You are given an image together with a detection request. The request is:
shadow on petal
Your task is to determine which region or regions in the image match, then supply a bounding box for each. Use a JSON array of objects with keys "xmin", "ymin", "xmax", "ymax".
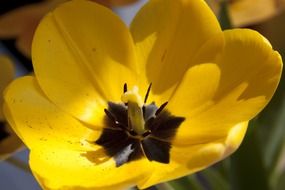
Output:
[{"xmin": 81, "ymin": 148, "xmax": 110, "ymax": 165}]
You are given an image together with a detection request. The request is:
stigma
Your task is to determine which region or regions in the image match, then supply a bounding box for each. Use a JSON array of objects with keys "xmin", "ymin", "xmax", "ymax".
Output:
[{"xmin": 121, "ymin": 86, "xmax": 143, "ymax": 107}]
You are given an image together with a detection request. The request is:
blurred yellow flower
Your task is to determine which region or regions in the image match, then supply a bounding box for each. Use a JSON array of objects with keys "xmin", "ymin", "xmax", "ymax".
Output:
[
  {"xmin": 0, "ymin": 55, "xmax": 23, "ymax": 160},
  {"xmin": 4, "ymin": 0, "xmax": 282, "ymax": 189},
  {"xmin": 0, "ymin": 0, "xmax": 138, "ymax": 57},
  {"xmin": 208, "ymin": 0, "xmax": 285, "ymax": 26}
]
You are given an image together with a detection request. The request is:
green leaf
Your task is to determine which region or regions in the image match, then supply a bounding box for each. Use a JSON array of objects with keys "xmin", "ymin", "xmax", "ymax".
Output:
[
  {"xmin": 263, "ymin": 87, "xmax": 285, "ymax": 170},
  {"xmin": 276, "ymin": 171, "xmax": 285, "ymax": 190},
  {"xmin": 218, "ymin": 1, "xmax": 232, "ymax": 30},
  {"xmin": 200, "ymin": 167, "xmax": 229, "ymax": 190},
  {"xmin": 256, "ymin": 67, "xmax": 285, "ymax": 188},
  {"xmin": 229, "ymin": 121, "xmax": 270, "ymax": 190},
  {"xmin": 168, "ymin": 175, "xmax": 203, "ymax": 190},
  {"xmin": 156, "ymin": 183, "xmax": 175, "ymax": 190},
  {"xmin": 264, "ymin": 99, "xmax": 285, "ymax": 159}
]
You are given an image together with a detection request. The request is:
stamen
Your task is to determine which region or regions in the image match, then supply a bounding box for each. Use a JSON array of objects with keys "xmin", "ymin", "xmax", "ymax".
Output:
[
  {"xmin": 155, "ymin": 102, "xmax": 168, "ymax": 116},
  {"xmin": 123, "ymin": 83, "xmax": 127, "ymax": 93},
  {"xmin": 144, "ymin": 83, "xmax": 152, "ymax": 104},
  {"xmin": 142, "ymin": 105, "xmax": 146, "ymax": 116},
  {"xmin": 104, "ymin": 109, "xmax": 117, "ymax": 124},
  {"xmin": 123, "ymin": 83, "xmax": 128, "ymax": 106}
]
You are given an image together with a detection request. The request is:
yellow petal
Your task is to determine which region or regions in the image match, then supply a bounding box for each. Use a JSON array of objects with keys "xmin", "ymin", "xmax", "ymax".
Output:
[
  {"xmin": 29, "ymin": 147, "xmax": 151, "ymax": 190},
  {"xmin": 214, "ymin": 29, "xmax": 282, "ymax": 103},
  {"xmin": 131, "ymin": 0, "xmax": 222, "ymax": 96},
  {"xmin": 28, "ymin": 122, "xmax": 246, "ymax": 189},
  {"xmin": 168, "ymin": 63, "xmax": 221, "ymax": 119},
  {"xmin": 167, "ymin": 63, "xmax": 223, "ymax": 144},
  {"xmin": 4, "ymin": 76, "xmax": 97, "ymax": 151},
  {"xmin": 169, "ymin": 29, "xmax": 282, "ymax": 145},
  {"xmin": 0, "ymin": 55, "xmax": 14, "ymax": 120},
  {"xmin": 138, "ymin": 122, "xmax": 248, "ymax": 188},
  {"xmin": 32, "ymin": 0, "xmax": 137, "ymax": 127}
]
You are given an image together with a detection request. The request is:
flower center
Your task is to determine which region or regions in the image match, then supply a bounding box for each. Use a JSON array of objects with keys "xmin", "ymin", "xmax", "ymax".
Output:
[{"xmin": 95, "ymin": 84, "xmax": 185, "ymax": 167}]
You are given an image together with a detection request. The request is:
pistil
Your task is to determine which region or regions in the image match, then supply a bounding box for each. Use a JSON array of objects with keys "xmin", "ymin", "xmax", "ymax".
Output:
[{"xmin": 121, "ymin": 86, "xmax": 145, "ymax": 135}]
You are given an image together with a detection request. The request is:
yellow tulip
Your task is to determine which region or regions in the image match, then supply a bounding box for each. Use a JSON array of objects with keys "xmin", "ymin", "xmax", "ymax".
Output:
[
  {"xmin": 207, "ymin": 0, "xmax": 285, "ymax": 27},
  {"xmin": 4, "ymin": 0, "xmax": 282, "ymax": 189},
  {"xmin": 0, "ymin": 55, "xmax": 23, "ymax": 160},
  {"xmin": 0, "ymin": 0, "xmax": 138, "ymax": 57}
]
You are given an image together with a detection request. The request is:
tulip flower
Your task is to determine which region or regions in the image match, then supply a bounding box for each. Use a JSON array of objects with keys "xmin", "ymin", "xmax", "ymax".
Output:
[{"xmin": 4, "ymin": 0, "xmax": 282, "ymax": 189}]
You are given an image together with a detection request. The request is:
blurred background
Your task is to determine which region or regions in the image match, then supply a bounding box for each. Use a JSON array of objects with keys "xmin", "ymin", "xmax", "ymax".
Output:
[{"xmin": 0, "ymin": 0, "xmax": 284, "ymax": 189}]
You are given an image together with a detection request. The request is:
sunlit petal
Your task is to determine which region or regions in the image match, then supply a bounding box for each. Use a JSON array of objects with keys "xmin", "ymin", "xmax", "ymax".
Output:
[
  {"xmin": 169, "ymin": 29, "xmax": 282, "ymax": 145},
  {"xmin": 138, "ymin": 122, "xmax": 247, "ymax": 188},
  {"xmin": 29, "ymin": 147, "xmax": 151, "ymax": 190},
  {"xmin": 4, "ymin": 76, "xmax": 98, "ymax": 151},
  {"xmin": 32, "ymin": 0, "xmax": 137, "ymax": 127},
  {"xmin": 131, "ymin": 0, "xmax": 222, "ymax": 99}
]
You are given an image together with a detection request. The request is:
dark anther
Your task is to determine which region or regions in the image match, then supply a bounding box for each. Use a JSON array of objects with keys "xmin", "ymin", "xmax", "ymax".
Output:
[
  {"xmin": 155, "ymin": 102, "xmax": 168, "ymax": 116},
  {"xmin": 123, "ymin": 83, "xmax": 128, "ymax": 106},
  {"xmin": 123, "ymin": 83, "xmax": 127, "ymax": 93},
  {"xmin": 104, "ymin": 109, "xmax": 116, "ymax": 124},
  {"xmin": 142, "ymin": 105, "xmax": 146, "ymax": 115},
  {"xmin": 144, "ymin": 83, "xmax": 152, "ymax": 104}
]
